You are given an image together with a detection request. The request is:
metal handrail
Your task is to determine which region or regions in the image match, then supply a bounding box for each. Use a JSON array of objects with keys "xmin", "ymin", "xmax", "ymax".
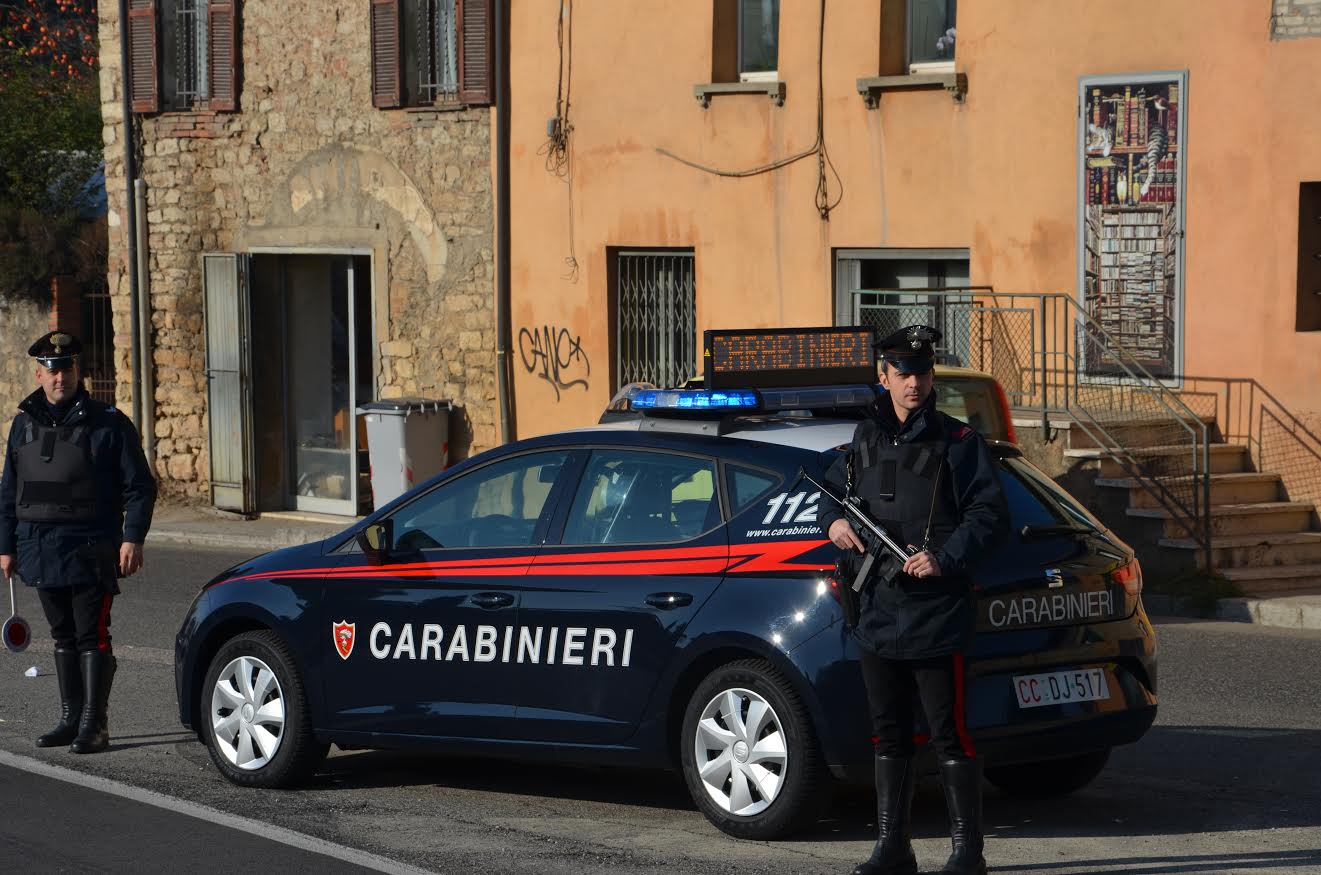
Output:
[{"xmin": 851, "ymin": 286, "xmax": 1212, "ymax": 569}]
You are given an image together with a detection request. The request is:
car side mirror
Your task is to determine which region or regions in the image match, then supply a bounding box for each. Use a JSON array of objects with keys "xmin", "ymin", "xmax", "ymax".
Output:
[{"xmin": 356, "ymin": 520, "xmax": 393, "ymax": 566}]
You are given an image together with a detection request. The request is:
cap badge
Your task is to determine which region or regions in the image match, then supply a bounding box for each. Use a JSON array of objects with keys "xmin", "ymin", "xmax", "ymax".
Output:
[{"xmin": 51, "ymin": 333, "xmax": 72, "ymax": 354}]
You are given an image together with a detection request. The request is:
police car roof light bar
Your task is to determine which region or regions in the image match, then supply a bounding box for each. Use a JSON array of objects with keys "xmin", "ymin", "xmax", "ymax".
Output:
[{"xmin": 628, "ymin": 389, "xmax": 760, "ymax": 411}]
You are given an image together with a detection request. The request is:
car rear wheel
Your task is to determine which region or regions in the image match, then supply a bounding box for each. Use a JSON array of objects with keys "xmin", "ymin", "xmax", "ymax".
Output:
[
  {"xmin": 201, "ymin": 630, "xmax": 328, "ymax": 788},
  {"xmin": 680, "ymin": 659, "xmax": 825, "ymax": 840},
  {"xmin": 985, "ymin": 748, "xmax": 1111, "ymax": 797}
]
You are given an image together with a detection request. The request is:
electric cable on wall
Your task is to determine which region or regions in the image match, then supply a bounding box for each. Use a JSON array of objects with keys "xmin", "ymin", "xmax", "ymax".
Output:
[
  {"xmin": 538, "ymin": 0, "xmax": 580, "ymax": 279},
  {"xmin": 655, "ymin": 0, "xmax": 843, "ymax": 220}
]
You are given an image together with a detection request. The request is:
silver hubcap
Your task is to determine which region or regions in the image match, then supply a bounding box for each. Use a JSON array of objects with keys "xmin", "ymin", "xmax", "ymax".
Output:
[
  {"xmin": 693, "ymin": 687, "xmax": 788, "ymax": 816},
  {"xmin": 210, "ymin": 655, "xmax": 286, "ymax": 771}
]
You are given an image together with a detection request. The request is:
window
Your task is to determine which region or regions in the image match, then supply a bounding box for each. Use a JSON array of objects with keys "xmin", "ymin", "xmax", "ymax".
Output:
[
  {"xmin": 612, "ymin": 249, "xmax": 697, "ymax": 390},
  {"xmin": 907, "ymin": 0, "xmax": 956, "ymax": 73},
  {"xmin": 726, "ymin": 466, "xmax": 781, "ymax": 515},
  {"xmin": 389, "ymin": 451, "xmax": 569, "ymax": 550},
  {"xmin": 738, "ymin": 0, "xmax": 780, "ymax": 82},
  {"xmin": 371, "ymin": 0, "xmax": 493, "ymax": 108},
  {"xmin": 561, "ymin": 451, "xmax": 720, "ymax": 545},
  {"xmin": 1299, "ymin": 182, "xmax": 1321, "ymax": 331},
  {"xmin": 127, "ymin": 0, "xmax": 239, "ymax": 113},
  {"xmin": 999, "ymin": 457, "xmax": 1105, "ymax": 536}
]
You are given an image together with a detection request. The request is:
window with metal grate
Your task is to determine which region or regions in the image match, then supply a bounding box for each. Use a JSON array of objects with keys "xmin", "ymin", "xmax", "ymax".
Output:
[{"xmin": 612, "ymin": 250, "xmax": 698, "ymax": 391}]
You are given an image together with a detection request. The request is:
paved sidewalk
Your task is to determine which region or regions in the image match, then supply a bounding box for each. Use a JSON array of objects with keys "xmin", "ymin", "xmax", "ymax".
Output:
[
  {"xmin": 146, "ymin": 504, "xmax": 350, "ymax": 552},
  {"xmin": 146, "ymin": 504, "xmax": 1321, "ymax": 632}
]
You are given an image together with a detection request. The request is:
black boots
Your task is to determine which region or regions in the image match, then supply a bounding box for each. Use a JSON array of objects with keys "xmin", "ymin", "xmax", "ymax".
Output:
[
  {"xmin": 938, "ymin": 758, "xmax": 986, "ymax": 875},
  {"xmin": 852, "ymin": 756, "xmax": 918, "ymax": 875},
  {"xmin": 35, "ymin": 648, "xmax": 83, "ymax": 748},
  {"xmin": 70, "ymin": 649, "xmax": 116, "ymax": 755}
]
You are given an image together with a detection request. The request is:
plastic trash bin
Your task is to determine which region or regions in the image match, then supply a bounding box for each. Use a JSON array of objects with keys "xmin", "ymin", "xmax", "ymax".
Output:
[{"xmin": 357, "ymin": 398, "xmax": 452, "ymax": 508}]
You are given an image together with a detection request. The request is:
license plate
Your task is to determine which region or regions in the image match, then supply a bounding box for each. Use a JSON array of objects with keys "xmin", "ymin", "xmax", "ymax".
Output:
[{"xmin": 1013, "ymin": 668, "xmax": 1110, "ymax": 709}]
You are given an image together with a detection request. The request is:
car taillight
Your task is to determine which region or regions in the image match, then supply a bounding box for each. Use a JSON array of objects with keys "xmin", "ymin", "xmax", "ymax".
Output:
[
  {"xmin": 994, "ymin": 381, "xmax": 1017, "ymax": 444},
  {"xmin": 826, "ymin": 574, "xmax": 844, "ymax": 605},
  {"xmin": 1111, "ymin": 558, "xmax": 1143, "ymax": 596}
]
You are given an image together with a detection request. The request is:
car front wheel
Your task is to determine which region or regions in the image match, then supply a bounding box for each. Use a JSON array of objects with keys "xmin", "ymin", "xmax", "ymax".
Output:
[
  {"xmin": 985, "ymin": 748, "xmax": 1111, "ymax": 797},
  {"xmin": 200, "ymin": 630, "xmax": 328, "ymax": 787},
  {"xmin": 680, "ymin": 658, "xmax": 825, "ymax": 840}
]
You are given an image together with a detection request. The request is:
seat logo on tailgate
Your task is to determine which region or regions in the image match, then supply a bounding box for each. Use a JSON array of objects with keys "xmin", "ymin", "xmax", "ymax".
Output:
[{"xmin": 984, "ymin": 588, "xmax": 1116, "ymax": 630}]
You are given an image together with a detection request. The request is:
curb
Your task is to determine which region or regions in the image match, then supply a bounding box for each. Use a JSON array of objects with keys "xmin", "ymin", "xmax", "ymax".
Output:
[
  {"xmin": 1145, "ymin": 593, "xmax": 1321, "ymax": 631},
  {"xmin": 146, "ymin": 528, "xmax": 335, "ymax": 552}
]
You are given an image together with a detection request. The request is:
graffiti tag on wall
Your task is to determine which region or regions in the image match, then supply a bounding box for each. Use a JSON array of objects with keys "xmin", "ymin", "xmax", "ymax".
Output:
[{"xmin": 518, "ymin": 325, "xmax": 590, "ymax": 401}]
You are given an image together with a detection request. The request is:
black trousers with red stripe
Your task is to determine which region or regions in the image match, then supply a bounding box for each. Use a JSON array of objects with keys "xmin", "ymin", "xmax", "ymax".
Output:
[
  {"xmin": 38, "ymin": 585, "xmax": 113, "ymax": 652},
  {"xmin": 858, "ymin": 648, "xmax": 975, "ymax": 761}
]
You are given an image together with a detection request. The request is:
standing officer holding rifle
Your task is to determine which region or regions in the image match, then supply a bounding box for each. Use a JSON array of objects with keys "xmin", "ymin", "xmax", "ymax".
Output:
[{"xmin": 816, "ymin": 325, "xmax": 1008, "ymax": 875}]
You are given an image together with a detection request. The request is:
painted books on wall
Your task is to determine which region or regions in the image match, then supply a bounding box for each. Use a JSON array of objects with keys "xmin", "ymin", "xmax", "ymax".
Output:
[{"xmin": 1079, "ymin": 74, "xmax": 1184, "ymax": 378}]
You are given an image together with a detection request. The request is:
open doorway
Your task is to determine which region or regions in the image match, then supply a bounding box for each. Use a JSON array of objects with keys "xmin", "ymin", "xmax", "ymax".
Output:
[{"xmin": 249, "ymin": 253, "xmax": 374, "ymax": 516}]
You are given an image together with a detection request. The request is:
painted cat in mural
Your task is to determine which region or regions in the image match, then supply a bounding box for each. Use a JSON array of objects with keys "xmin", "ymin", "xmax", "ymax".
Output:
[
  {"xmin": 1086, "ymin": 123, "xmax": 1113, "ymax": 157},
  {"xmin": 1138, "ymin": 125, "xmax": 1169, "ymax": 198}
]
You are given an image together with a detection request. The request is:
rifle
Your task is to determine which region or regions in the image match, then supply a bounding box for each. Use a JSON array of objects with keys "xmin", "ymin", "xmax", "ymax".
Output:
[{"xmin": 795, "ymin": 467, "xmax": 917, "ymax": 591}]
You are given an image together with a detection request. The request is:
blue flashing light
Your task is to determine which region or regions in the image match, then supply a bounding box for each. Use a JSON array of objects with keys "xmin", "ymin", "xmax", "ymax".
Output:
[{"xmin": 630, "ymin": 389, "xmax": 760, "ymax": 411}]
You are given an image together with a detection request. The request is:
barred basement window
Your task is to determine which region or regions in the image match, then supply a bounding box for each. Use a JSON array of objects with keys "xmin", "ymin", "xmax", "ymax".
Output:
[{"xmin": 612, "ymin": 250, "xmax": 697, "ymax": 390}]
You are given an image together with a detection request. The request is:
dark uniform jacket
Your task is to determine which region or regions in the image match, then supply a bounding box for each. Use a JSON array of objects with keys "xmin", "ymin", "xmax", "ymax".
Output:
[
  {"xmin": 818, "ymin": 394, "xmax": 1008, "ymax": 659},
  {"xmin": 0, "ymin": 387, "xmax": 156, "ymax": 591}
]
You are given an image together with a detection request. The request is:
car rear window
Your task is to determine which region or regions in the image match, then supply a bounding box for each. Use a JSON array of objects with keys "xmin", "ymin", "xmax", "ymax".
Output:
[{"xmin": 997, "ymin": 457, "xmax": 1105, "ymax": 534}]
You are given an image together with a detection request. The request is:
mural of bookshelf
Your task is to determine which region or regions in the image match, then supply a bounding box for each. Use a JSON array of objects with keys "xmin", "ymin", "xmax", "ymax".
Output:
[{"xmin": 1081, "ymin": 77, "xmax": 1182, "ymax": 378}]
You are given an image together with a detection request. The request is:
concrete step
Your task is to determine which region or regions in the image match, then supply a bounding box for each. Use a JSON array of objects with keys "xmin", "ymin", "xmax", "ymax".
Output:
[
  {"xmin": 1128, "ymin": 501, "xmax": 1316, "ymax": 539},
  {"xmin": 1160, "ymin": 531, "xmax": 1321, "ymax": 569},
  {"xmin": 1219, "ymin": 564, "xmax": 1321, "ymax": 596},
  {"xmin": 1066, "ymin": 443, "xmax": 1249, "ymax": 478},
  {"xmin": 1066, "ymin": 413, "xmax": 1218, "ymax": 451},
  {"xmin": 1098, "ymin": 472, "xmax": 1282, "ymax": 509}
]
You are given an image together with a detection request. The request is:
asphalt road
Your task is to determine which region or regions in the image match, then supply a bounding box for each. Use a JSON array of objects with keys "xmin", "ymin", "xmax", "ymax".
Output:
[{"xmin": 1, "ymin": 545, "xmax": 1319, "ymax": 874}]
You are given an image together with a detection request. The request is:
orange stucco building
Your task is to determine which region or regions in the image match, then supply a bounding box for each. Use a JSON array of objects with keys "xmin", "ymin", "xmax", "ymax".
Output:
[{"xmin": 505, "ymin": 0, "xmax": 1321, "ymax": 440}]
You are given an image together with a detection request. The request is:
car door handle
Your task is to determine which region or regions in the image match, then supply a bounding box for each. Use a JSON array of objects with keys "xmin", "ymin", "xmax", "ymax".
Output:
[
  {"xmin": 645, "ymin": 592, "xmax": 693, "ymax": 610},
  {"xmin": 470, "ymin": 592, "xmax": 515, "ymax": 610}
]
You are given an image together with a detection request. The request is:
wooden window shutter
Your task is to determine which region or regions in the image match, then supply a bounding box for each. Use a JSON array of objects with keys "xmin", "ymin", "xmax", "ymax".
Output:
[
  {"xmin": 370, "ymin": 0, "xmax": 402, "ymax": 108},
  {"xmin": 208, "ymin": 0, "xmax": 239, "ymax": 110},
  {"xmin": 458, "ymin": 0, "xmax": 494, "ymax": 105},
  {"xmin": 127, "ymin": 0, "xmax": 159, "ymax": 113},
  {"xmin": 207, "ymin": 0, "xmax": 239, "ymax": 111}
]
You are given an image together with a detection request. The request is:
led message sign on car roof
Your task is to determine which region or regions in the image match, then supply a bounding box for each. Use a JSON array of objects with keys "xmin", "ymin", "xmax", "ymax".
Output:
[{"xmin": 703, "ymin": 327, "xmax": 876, "ymax": 388}]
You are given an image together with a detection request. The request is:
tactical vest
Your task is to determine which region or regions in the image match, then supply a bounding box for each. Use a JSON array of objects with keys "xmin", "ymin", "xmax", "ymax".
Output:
[
  {"xmin": 13, "ymin": 419, "xmax": 98, "ymax": 523},
  {"xmin": 851, "ymin": 433, "xmax": 958, "ymax": 558}
]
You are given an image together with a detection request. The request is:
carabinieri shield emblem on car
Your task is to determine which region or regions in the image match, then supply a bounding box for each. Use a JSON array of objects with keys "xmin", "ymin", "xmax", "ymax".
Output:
[{"xmin": 332, "ymin": 621, "xmax": 356, "ymax": 660}]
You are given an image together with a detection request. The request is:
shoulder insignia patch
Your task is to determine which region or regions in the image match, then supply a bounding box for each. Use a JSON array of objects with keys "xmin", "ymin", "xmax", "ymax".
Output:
[{"xmin": 951, "ymin": 424, "xmax": 973, "ymax": 440}]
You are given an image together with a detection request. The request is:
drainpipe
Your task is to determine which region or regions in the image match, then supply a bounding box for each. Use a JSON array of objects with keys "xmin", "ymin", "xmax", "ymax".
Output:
[
  {"xmin": 134, "ymin": 180, "xmax": 155, "ymax": 464},
  {"xmin": 118, "ymin": 0, "xmax": 142, "ymax": 436},
  {"xmin": 494, "ymin": 0, "xmax": 514, "ymax": 443}
]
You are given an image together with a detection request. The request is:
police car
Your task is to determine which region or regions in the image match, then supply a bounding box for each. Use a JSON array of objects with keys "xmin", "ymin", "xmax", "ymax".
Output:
[{"xmin": 174, "ymin": 328, "xmax": 1157, "ymax": 840}]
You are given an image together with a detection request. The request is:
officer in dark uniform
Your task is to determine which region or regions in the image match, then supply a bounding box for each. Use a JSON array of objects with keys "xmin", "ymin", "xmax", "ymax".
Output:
[
  {"xmin": 0, "ymin": 331, "xmax": 156, "ymax": 754},
  {"xmin": 819, "ymin": 325, "xmax": 1008, "ymax": 875}
]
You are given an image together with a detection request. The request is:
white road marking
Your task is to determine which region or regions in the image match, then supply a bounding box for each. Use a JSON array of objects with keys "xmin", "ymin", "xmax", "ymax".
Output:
[{"xmin": 0, "ymin": 750, "xmax": 434, "ymax": 875}]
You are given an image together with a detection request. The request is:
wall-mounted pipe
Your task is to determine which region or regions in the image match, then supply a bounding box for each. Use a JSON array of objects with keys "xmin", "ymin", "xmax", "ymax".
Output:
[
  {"xmin": 133, "ymin": 179, "xmax": 155, "ymax": 465},
  {"xmin": 117, "ymin": 0, "xmax": 142, "ymax": 435}
]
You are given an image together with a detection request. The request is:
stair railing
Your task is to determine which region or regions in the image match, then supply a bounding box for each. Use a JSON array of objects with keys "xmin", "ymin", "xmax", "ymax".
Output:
[{"xmin": 852, "ymin": 287, "xmax": 1212, "ymax": 569}]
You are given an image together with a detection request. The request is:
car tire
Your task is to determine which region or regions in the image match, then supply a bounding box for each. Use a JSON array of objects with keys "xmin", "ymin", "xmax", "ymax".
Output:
[
  {"xmin": 680, "ymin": 658, "xmax": 825, "ymax": 840},
  {"xmin": 984, "ymin": 748, "xmax": 1111, "ymax": 797},
  {"xmin": 200, "ymin": 630, "xmax": 328, "ymax": 788}
]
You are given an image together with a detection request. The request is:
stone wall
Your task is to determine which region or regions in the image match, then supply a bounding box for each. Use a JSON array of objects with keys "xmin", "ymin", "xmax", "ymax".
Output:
[
  {"xmin": 98, "ymin": 1, "xmax": 496, "ymax": 503},
  {"xmin": 0, "ymin": 294, "xmax": 49, "ymax": 420},
  {"xmin": 1273, "ymin": 0, "xmax": 1321, "ymax": 38}
]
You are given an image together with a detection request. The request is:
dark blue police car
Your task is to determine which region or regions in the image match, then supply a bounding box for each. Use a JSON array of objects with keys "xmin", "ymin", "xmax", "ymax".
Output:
[{"xmin": 175, "ymin": 330, "xmax": 1157, "ymax": 840}]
